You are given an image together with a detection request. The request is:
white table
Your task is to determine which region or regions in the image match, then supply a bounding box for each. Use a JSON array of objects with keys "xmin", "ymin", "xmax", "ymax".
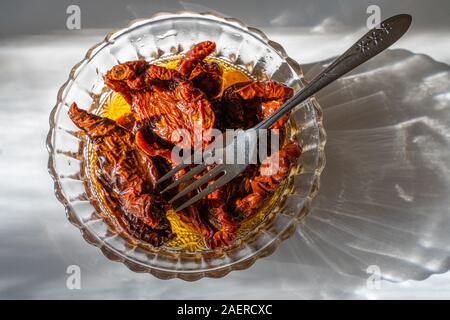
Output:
[{"xmin": 0, "ymin": 27, "xmax": 449, "ymax": 299}]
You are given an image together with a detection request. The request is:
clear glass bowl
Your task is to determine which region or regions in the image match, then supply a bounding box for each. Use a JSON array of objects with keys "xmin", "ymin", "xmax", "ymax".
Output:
[{"xmin": 46, "ymin": 11, "xmax": 326, "ymax": 280}]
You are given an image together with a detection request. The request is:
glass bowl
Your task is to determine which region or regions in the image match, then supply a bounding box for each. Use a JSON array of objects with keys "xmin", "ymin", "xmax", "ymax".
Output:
[{"xmin": 46, "ymin": 11, "xmax": 326, "ymax": 280}]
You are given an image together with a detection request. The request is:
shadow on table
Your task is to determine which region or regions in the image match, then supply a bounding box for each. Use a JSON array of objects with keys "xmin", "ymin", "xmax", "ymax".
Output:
[{"xmin": 271, "ymin": 49, "xmax": 450, "ymax": 283}]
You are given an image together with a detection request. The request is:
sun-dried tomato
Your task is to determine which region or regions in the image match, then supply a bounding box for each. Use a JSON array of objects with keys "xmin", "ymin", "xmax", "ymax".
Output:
[{"xmin": 69, "ymin": 41, "xmax": 301, "ymax": 249}]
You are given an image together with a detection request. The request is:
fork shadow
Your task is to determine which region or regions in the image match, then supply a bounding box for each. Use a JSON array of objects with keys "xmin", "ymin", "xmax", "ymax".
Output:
[{"xmin": 268, "ymin": 49, "xmax": 450, "ymax": 282}]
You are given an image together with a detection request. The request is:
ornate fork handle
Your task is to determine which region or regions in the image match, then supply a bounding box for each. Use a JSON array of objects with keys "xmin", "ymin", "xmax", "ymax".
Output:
[
  {"xmin": 255, "ymin": 14, "xmax": 412, "ymax": 130},
  {"xmin": 159, "ymin": 14, "xmax": 412, "ymax": 212}
]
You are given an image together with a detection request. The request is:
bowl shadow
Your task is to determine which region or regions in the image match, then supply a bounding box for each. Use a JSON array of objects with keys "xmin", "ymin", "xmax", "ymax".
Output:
[{"xmin": 271, "ymin": 49, "xmax": 450, "ymax": 283}]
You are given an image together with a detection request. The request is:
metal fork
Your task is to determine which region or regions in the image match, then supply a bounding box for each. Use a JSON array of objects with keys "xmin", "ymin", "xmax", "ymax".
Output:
[{"xmin": 158, "ymin": 14, "xmax": 412, "ymax": 212}]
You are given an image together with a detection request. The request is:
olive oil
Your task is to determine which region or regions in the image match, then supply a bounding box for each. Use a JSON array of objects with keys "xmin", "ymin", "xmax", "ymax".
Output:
[{"xmin": 93, "ymin": 56, "xmax": 284, "ymax": 251}]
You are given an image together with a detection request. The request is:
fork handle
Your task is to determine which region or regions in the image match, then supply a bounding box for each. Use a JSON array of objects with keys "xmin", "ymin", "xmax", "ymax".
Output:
[{"xmin": 254, "ymin": 14, "xmax": 411, "ymax": 130}]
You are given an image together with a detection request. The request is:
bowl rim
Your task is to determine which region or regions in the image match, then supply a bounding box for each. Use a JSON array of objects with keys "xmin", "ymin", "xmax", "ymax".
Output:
[{"xmin": 46, "ymin": 10, "xmax": 327, "ymax": 281}]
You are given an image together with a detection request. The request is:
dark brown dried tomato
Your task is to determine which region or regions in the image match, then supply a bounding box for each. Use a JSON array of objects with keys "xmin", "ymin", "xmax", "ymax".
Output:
[{"xmin": 68, "ymin": 103, "xmax": 173, "ymax": 246}]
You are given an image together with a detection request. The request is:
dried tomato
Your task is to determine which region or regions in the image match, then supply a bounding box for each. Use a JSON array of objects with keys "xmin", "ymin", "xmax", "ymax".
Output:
[{"xmin": 69, "ymin": 41, "xmax": 301, "ymax": 248}]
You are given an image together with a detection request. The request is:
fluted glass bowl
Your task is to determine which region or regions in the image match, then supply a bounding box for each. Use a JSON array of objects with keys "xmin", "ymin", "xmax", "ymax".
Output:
[{"xmin": 46, "ymin": 11, "xmax": 326, "ymax": 280}]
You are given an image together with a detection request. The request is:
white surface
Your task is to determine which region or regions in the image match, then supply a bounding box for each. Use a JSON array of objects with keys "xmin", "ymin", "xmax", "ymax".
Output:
[
  {"xmin": 268, "ymin": 28, "xmax": 450, "ymax": 299},
  {"xmin": 0, "ymin": 28, "xmax": 449, "ymax": 299},
  {"xmin": 269, "ymin": 29, "xmax": 450, "ymax": 65}
]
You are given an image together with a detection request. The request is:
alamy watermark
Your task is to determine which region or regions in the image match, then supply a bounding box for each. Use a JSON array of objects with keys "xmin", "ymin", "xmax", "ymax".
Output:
[
  {"xmin": 66, "ymin": 265, "xmax": 81, "ymax": 290},
  {"xmin": 366, "ymin": 265, "xmax": 381, "ymax": 290},
  {"xmin": 366, "ymin": 5, "xmax": 382, "ymax": 29},
  {"xmin": 170, "ymin": 126, "xmax": 282, "ymax": 175},
  {"xmin": 66, "ymin": 5, "xmax": 81, "ymax": 30}
]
